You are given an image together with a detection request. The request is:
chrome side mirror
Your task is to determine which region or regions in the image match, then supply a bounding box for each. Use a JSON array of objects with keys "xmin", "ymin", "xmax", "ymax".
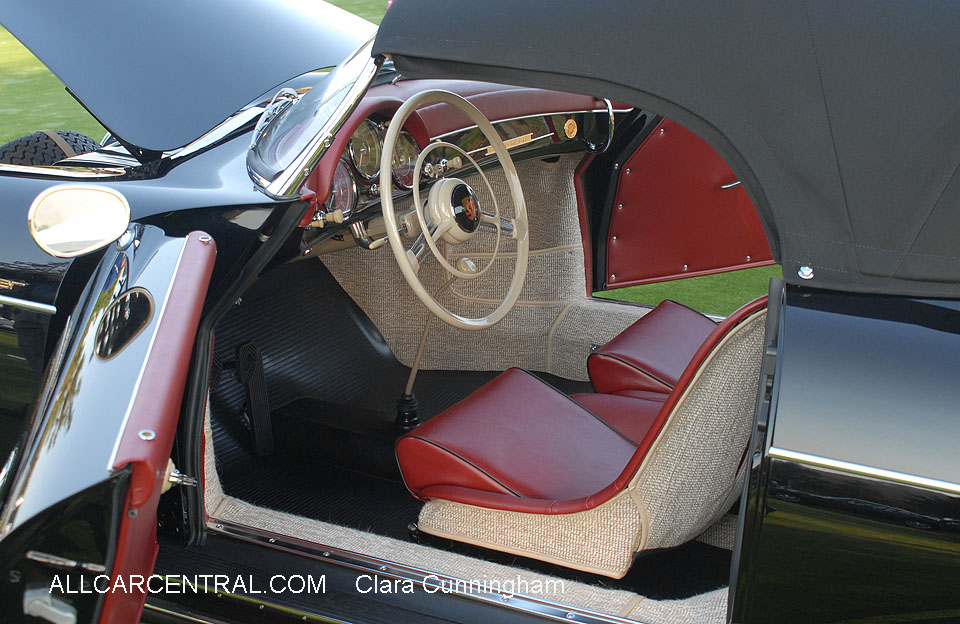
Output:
[{"xmin": 28, "ymin": 185, "xmax": 131, "ymax": 258}]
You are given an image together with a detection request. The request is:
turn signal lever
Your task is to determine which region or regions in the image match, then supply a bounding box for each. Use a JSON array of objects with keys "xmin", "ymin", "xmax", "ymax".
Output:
[{"xmin": 349, "ymin": 222, "xmax": 389, "ymax": 250}]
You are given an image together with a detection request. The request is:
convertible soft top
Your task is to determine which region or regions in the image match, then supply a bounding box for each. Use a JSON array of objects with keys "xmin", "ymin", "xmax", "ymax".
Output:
[
  {"xmin": 3, "ymin": 0, "xmax": 374, "ymax": 153},
  {"xmin": 375, "ymin": 0, "xmax": 960, "ymax": 297}
]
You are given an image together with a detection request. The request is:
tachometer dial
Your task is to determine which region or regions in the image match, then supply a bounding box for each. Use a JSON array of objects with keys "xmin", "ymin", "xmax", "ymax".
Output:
[
  {"xmin": 392, "ymin": 131, "xmax": 420, "ymax": 189},
  {"xmin": 347, "ymin": 119, "xmax": 382, "ymax": 180},
  {"xmin": 325, "ymin": 159, "xmax": 358, "ymax": 218}
]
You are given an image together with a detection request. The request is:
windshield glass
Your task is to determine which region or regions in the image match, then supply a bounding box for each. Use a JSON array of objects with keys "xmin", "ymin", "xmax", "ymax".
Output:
[{"xmin": 249, "ymin": 37, "xmax": 378, "ymax": 197}]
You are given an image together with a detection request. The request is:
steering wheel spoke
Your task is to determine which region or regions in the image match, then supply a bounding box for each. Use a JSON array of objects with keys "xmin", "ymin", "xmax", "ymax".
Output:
[
  {"xmin": 406, "ymin": 221, "xmax": 452, "ymax": 274},
  {"xmin": 479, "ymin": 212, "xmax": 519, "ymax": 240},
  {"xmin": 380, "ymin": 89, "xmax": 529, "ymax": 330}
]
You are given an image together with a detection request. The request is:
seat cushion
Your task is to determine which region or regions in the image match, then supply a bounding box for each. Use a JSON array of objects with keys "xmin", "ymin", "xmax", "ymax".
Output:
[
  {"xmin": 588, "ymin": 300, "xmax": 716, "ymax": 394},
  {"xmin": 397, "ymin": 368, "xmax": 638, "ymax": 505},
  {"xmin": 570, "ymin": 392, "xmax": 664, "ymax": 444}
]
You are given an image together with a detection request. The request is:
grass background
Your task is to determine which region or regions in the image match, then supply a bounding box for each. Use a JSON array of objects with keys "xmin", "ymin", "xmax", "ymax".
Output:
[{"xmin": 0, "ymin": 1, "xmax": 776, "ymax": 314}]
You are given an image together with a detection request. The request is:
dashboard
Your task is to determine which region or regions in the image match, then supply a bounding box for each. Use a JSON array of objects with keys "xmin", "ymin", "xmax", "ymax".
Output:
[{"xmin": 301, "ymin": 79, "xmax": 618, "ymax": 242}]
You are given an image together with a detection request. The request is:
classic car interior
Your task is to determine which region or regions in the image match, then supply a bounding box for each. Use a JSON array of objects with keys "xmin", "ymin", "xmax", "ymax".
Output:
[{"xmin": 203, "ymin": 68, "xmax": 775, "ymax": 620}]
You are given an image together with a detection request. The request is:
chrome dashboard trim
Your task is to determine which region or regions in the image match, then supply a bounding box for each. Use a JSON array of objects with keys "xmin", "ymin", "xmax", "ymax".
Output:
[
  {"xmin": 207, "ymin": 518, "xmax": 640, "ymax": 624},
  {"xmin": 430, "ymin": 108, "xmax": 626, "ymax": 143},
  {"xmin": 768, "ymin": 447, "xmax": 960, "ymax": 495},
  {"xmin": 0, "ymin": 294, "xmax": 57, "ymax": 315}
]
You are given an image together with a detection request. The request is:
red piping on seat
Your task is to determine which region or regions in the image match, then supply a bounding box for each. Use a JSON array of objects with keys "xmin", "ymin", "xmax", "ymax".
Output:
[{"xmin": 408, "ymin": 296, "xmax": 767, "ymax": 515}]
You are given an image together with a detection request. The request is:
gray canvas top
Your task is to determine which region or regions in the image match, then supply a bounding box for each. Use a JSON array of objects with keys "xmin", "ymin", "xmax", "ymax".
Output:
[
  {"xmin": 3, "ymin": 0, "xmax": 374, "ymax": 152},
  {"xmin": 374, "ymin": 0, "xmax": 960, "ymax": 297}
]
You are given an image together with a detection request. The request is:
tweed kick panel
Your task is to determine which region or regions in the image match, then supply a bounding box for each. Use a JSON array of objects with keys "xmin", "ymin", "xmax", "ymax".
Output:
[
  {"xmin": 320, "ymin": 154, "xmax": 650, "ymax": 380},
  {"xmin": 418, "ymin": 492, "xmax": 644, "ymax": 578},
  {"xmin": 634, "ymin": 311, "xmax": 765, "ymax": 550}
]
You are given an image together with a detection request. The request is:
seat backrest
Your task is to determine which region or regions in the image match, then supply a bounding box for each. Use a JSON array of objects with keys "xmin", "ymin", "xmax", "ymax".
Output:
[{"xmin": 618, "ymin": 296, "xmax": 767, "ymax": 550}]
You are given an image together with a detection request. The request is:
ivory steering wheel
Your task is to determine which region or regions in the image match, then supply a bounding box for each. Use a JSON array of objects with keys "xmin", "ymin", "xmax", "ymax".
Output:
[{"xmin": 379, "ymin": 90, "xmax": 529, "ymax": 330}]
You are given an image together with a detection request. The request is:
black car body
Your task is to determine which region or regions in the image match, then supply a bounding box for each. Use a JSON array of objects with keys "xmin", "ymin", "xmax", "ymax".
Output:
[{"xmin": 1, "ymin": 1, "xmax": 958, "ymax": 623}]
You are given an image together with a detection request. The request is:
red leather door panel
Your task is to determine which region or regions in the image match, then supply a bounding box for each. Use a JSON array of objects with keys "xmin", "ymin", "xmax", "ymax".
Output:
[{"xmin": 603, "ymin": 119, "xmax": 772, "ymax": 288}]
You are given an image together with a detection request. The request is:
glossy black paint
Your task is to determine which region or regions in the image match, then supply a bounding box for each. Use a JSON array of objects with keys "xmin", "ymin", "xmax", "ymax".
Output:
[
  {"xmin": 736, "ymin": 459, "xmax": 960, "ymax": 623},
  {"xmin": 3, "ymin": 0, "xmax": 373, "ymax": 152},
  {"xmin": 0, "ymin": 475, "xmax": 128, "ymax": 624},
  {"xmin": 147, "ymin": 532, "xmax": 561, "ymax": 624},
  {"xmin": 0, "ymin": 226, "xmax": 189, "ymax": 538},
  {"xmin": 732, "ymin": 286, "xmax": 960, "ymax": 623},
  {"xmin": 0, "ymin": 302, "xmax": 45, "ymax": 502},
  {"xmin": 0, "ymin": 127, "xmax": 287, "ymax": 366},
  {"xmin": 775, "ymin": 289, "xmax": 960, "ymax": 484}
]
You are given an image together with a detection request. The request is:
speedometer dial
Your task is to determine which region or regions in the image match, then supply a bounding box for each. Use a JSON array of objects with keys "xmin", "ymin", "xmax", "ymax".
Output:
[
  {"xmin": 347, "ymin": 119, "xmax": 382, "ymax": 180},
  {"xmin": 325, "ymin": 159, "xmax": 357, "ymax": 218},
  {"xmin": 392, "ymin": 131, "xmax": 420, "ymax": 189}
]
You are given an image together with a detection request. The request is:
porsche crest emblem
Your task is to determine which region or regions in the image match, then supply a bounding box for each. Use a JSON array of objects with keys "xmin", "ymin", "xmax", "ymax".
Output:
[{"xmin": 461, "ymin": 196, "xmax": 478, "ymax": 222}]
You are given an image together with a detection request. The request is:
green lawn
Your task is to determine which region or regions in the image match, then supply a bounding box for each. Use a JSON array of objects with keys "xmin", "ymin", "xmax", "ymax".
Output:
[
  {"xmin": 0, "ymin": 26, "xmax": 105, "ymax": 143},
  {"xmin": 596, "ymin": 265, "xmax": 781, "ymax": 316},
  {"xmin": 0, "ymin": 1, "xmax": 774, "ymax": 315}
]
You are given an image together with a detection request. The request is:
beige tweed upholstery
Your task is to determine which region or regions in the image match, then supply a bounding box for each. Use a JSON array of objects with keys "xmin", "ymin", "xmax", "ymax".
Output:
[
  {"xmin": 202, "ymin": 400, "xmax": 727, "ymax": 623},
  {"xmin": 632, "ymin": 310, "xmax": 764, "ymax": 550},
  {"xmin": 319, "ymin": 155, "xmax": 652, "ymax": 381},
  {"xmin": 419, "ymin": 492, "xmax": 644, "ymax": 576},
  {"xmin": 417, "ymin": 309, "xmax": 766, "ymax": 578},
  {"xmin": 696, "ymin": 513, "xmax": 739, "ymax": 550}
]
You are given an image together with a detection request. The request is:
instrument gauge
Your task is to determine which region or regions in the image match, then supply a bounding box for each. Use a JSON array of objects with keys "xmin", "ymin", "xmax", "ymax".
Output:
[
  {"xmin": 392, "ymin": 131, "xmax": 420, "ymax": 189},
  {"xmin": 325, "ymin": 159, "xmax": 358, "ymax": 218},
  {"xmin": 348, "ymin": 119, "xmax": 382, "ymax": 180}
]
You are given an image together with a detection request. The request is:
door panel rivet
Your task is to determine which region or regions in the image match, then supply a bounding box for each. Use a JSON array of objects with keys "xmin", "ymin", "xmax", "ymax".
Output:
[
  {"xmin": 138, "ymin": 429, "xmax": 156, "ymax": 441},
  {"xmin": 798, "ymin": 265, "xmax": 815, "ymax": 280}
]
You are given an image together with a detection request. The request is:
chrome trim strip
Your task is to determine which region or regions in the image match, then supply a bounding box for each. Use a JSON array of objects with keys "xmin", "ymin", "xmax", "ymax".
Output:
[
  {"xmin": 253, "ymin": 38, "xmax": 381, "ymax": 199},
  {"xmin": 167, "ymin": 106, "xmax": 266, "ymax": 163},
  {"xmin": 768, "ymin": 447, "xmax": 960, "ymax": 495},
  {"xmin": 142, "ymin": 602, "xmax": 226, "ymax": 624},
  {"xmin": 430, "ymin": 108, "xmax": 626, "ymax": 143},
  {"xmin": 0, "ymin": 162, "xmax": 126, "ymax": 178},
  {"xmin": 106, "ymin": 237, "xmax": 188, "ymax": 470},
  {"xmin": 207, "ymin": 519, "xmax": 641, "ymax": 624},
  {"xmin": 0, "ymin": 294, "xmax": 56, "ymax": 315}
]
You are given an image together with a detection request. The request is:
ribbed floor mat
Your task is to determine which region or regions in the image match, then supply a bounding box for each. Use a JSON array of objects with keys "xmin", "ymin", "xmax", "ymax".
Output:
[
  {"xmin": 203, "ymin": 259, "xmax": 731, "ymax": 600},
  {"xmin": 218, "ymin": 455, "xmax": 423, "ymax": 540}
]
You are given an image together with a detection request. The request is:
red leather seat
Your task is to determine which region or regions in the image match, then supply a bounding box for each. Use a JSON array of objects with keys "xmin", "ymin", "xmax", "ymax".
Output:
[
  {"xmin": 396, "ymin": 296, "xmax": 767, "ymax": 577},
  {"xmin": 397, "ymin": 368, "xmax": 643, "ymax": 507},
  {"xmin": 588, "ymin": 300, "xmax": 716, "ymax": 394}
]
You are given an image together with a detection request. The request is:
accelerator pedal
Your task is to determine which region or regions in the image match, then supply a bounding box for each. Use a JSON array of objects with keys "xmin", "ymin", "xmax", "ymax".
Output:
[{"xmin": 235, "ymin": 342, "xmax": 274, "ymax": 456}]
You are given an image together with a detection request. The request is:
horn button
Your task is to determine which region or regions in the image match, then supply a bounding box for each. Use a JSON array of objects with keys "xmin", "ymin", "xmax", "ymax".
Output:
[{"xmin": 427, "ymin": 178, "xmax": 483, "ymax": 245}]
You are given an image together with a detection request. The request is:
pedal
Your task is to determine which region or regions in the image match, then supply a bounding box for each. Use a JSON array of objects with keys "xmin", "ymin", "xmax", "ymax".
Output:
[
  {"xmin": 209, "ymin": 349, "xmax": 224, "ymax": 392},
  {"xmin": 235, "ymin": 342, "xmax": 273, "ymax": 456}
]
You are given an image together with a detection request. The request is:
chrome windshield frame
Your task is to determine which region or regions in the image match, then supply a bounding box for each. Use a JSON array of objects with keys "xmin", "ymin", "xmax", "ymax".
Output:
[{"xmin": 247, "ymin": 37, "xmax": 381, "ymax": 200}]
